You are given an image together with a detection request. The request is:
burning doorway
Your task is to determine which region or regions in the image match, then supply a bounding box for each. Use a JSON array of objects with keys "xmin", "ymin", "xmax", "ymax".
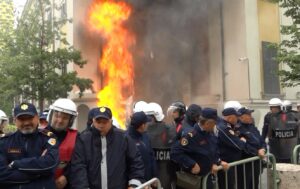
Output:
[{"xmin": 73, "ymin": 0, "xmax": 223, "ymax": 127}]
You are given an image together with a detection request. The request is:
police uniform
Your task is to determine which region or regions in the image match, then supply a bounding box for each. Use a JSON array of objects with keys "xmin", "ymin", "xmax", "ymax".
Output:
[
  {"xmin": 147, "ymin": 121, "xmax": 174, "ymax": 189},
  {"xmin": 268, "ymin": 111, "xmax": 298, "ymax": 163},
  {"xmin": 171, "ymin": 124, "xmax": 219, "ymax": 175},
  {"xmin": 0, "ymin": 103, "xmax": 59, "ymax": 189},
  {"xmin": 236, "ymin": 107, "xmax": 266, "ymax": 189},
  {"xmin": 217, "ymin": 108, "xmax": 246, "ymax": 189},
  {"xmin": 171, "ymin": 108, "xmax": 220, "ymax": 177}
]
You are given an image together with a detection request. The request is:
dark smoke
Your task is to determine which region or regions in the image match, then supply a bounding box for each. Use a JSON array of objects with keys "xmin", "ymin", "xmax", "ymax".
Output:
[{"xmin": 126, "ymin": 0, "xmax": 223, "ymax": 109}]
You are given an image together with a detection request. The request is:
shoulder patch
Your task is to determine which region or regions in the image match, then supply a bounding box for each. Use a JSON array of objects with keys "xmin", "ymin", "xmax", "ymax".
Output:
[
  {"xmin": 39, "ymin": 129, "xmax": 54, "ymax": 137},
  {"xmin": 180, "ymin": 138, "xmax": 188, "ymax": 146},
  {"xmin": 48, "ymin": 138, "xmax": 57, "ymax": 146}
]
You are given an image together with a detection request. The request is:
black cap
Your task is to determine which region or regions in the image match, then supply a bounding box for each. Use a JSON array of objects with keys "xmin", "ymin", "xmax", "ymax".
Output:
[
  {"xmin": 131, "ymin": 111, "xmax": 151, "ymax": 128},
  {"xmin": 202, "ymin": 108, "xmax": 218, "ymax": 121},
  {"xmin": 222, "ymin": 108, "xmax": 241, "ymax": 116},
  {"xmin": 14, "ymin": 102, "xmax": 38, "ymax": 118},
  {"xmin": 93, "ymin": 107, "xmax": 112, "ymax": 120},
  {"xmin": 39, "ymin": 111, "xmax": 48, "ymax": 120},
  {"xmin": 238, "ymin": 107, "xmax": 254, "ymax": 115}
]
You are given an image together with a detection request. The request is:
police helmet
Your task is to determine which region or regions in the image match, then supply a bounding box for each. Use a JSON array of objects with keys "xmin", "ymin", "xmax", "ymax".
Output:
[
  {"xmin": 167, "ymin": 101, "xmax": 186, "ymax": 117},
  {"xmin": 224, "ymin": 101, "xmax": 242, "ymax": 111},
  {"xmin": 0, "ymin": 110, "xmax": 8, "ymax": 121},
  {"xmin": 268, "ymin": 98, "xmax": 282, "ymax": 107},
  {"xmin": 283, "ymin": 100, "xmax": 292, "ymax": 107},
  {"xmin": 283, "ymin": 100, "xmax": 292, "ymax": 111},
  {"xmin": 144, "ymin": 102, "xmax": 165, "ymax": 122},
  {"xmin": 0, "ymin": 110, "xmax": 8, "ymax": 126},
  {"xmin": 133, "ymin": 101, "xmax": 147, "ymax": 113},
  {"xmin": 48, "ymin": 98, "xmax": 78, "ymax": 128}
]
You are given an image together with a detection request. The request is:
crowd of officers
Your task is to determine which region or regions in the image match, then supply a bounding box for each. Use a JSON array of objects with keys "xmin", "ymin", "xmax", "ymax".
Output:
[{"xmin": 0, "ymin": 97, "xmax": 299, "ymax": 189}]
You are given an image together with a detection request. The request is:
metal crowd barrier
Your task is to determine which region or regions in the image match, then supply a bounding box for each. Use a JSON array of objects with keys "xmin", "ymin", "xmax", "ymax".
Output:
[
  {"xmin": 291, "ymin": 144, "xmax": 300, "ymax": 164},
  {"xmin": 136, "ymin": 177, "xmax": 163, "ymax": 189},
  {"xmin": 201, "ymin": 154, "xmax": 279, "ymax": 189}
]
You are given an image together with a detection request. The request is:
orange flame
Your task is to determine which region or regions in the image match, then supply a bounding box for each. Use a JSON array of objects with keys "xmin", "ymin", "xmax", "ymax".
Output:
[{"xmin": 89, "ymin": 0, "xmax": 135, "ymax": 129}]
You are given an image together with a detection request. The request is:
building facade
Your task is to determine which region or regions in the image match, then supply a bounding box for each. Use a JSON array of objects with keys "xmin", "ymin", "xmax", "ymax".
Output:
[{"xmin": 21, "ymin": 0, "xmax": 300, "ymax": 131}]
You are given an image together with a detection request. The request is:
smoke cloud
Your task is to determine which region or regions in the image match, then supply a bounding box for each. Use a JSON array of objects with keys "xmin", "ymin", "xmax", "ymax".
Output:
[{"xmin": 125, "ymin": 0, "xmax": 223, "ymax": 109}]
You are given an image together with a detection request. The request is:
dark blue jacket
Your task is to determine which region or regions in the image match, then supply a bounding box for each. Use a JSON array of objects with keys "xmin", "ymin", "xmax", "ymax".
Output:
[
  {"xmin": 217, "ymin": 120, "xmax": 246, "ymax": 162},
  {"xmin": 70, "ymin": 126, "xmax": 145, "ymax": 189},
  {"xmin": 236, "ymin": 122, "xmax": 266, "ymax": 157},
  {"xmin": 126, "ymin": 126, "xmax": 158, "ymax": 180},
  {"xmin": 171, "ymin": 124, "xmax": 219, "ymax": 176},
  {"xmin": 0, "ymin": 129, "xmax": 59, "ymax": 189}
]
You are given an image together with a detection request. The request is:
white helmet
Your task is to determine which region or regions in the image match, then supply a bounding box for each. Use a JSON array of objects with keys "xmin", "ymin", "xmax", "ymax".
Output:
[
  {"xmin": 283, "ymin": 100, "xmax": 292, "ymax": 107},
  {"xmin": 144, "ymin": 102, "xmax": 165, "ymax": 122},
  {"xmin": 48, "ymin": 98, "xmax": 78, "ymax": 127},
  {"xmin": 133, "ymin": 101, "xmax": 147, "ymax": 113},
  {"xmin": 268, "ymin": 98, "xmax": 282, "ymax": 107},
  {"xmin": 0, "ymin": 110, "xmax": 8, "ymax": 122},
  {"xmin": 224, "ymin": 101, "xmax": 242, "ymax": 111}
]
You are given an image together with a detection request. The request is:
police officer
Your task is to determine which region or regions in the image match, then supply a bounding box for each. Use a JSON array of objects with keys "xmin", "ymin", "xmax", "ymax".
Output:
[
  {"xmin": 263, "ymin": 98, "xmax": 298, "ymax": 163},
  {"xmin": 46, "ymin": 98, "xmax": 78, "ymax": 189},
  {"xmin": 282, "ymin": 100, "xmax": 300, "ymax": 120},
  {"xmin": 167, "ymin": 101, "xmax": 186, "ymax": 140},
  {"xmin": 217, "ymin": 107, "xmax": 247, "ymax": 189},
  {"xmin": 171, "ymin": 108, "xmax": 229, "ymax": 189},
  {"xmin": 70, "ymin": 106, "xmax": 144, "ymax": 189},
  {"xmin": 0, "ymin": 109, "xmax": 8, "ymax": 135},
  {"xmin": 126, "ymin": 111, "xmax": 157, "ymax": 184},
  {"xmin": 181, "ymin": 104, "xmax": 202, "ymax": 134},
  {"xmin": 0, "ymin": 102, "xmax": 59, "ymax": 189},
  {"xmin": 86, "ymin": 108, "xmax": 96, "ymax": 129},
  {"xmin": 38, "ymin": 109, "xmax": 49, "ymax": 129},
  {"xmin": 144, "ymin": 102, "xmax": 175, "ymax": 189},
  {"xmin": 262, "ymin": 98, "xmax": 282, "ymax": 141},
  {"xmin": 237, "ymin": 107, "xmax": 266, "ymax": 189}
]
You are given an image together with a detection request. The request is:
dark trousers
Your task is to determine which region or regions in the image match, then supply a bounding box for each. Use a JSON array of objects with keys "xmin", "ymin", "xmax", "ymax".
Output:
[
  {"xmin": 218, "ymin": 165, "xmax": 243, "ymax": 189},
  {"xmin": 243, "ymin": 159, "xmax": 261, "ymax": 189}
]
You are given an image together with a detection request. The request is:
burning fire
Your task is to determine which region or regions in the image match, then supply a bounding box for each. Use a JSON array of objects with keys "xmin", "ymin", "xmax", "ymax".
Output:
[{"xmin": 88, "ymin": 0, "xmax": 135, "ymax": 129}]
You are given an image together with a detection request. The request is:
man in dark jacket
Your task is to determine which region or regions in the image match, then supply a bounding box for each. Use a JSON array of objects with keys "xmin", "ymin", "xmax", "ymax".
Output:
[
  {"xmin": 171, "ymin": 108, "xmax": 229, "ymax": 189},
  {"xmin": 126, "ymin": 111, "xmax": 157, "ymax": 182},
  {"xmin": 217, "ymin": 108, "xmax": 247, "ymax": 189},
  {"xmin": 70, "ymin": 106, "xmax": 144, "ymax": 189},
  {"xmin": 0, "ymin": 102, "xmax": 59, "ymax": 189},
  {"xmin": 237, "ymin": 107, "xmax": 266, "ymax": 189}
]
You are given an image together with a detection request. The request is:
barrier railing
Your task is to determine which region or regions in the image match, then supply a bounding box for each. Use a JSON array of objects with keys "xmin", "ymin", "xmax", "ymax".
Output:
[
  {"xmin": 291, "ymin": 144, "xmax": 300, "ymax": 164},
  {"xmin": 201, "ymin": 154, "xmax": 279, "ymax": 189},
  {"xmin": 135, "ymin": 177, "xmax": 163, "ymax": 189}
]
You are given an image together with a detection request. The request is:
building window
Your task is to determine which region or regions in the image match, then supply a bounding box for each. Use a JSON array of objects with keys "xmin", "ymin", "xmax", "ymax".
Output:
[{"xmin": 262, "ymin": 41, "xmax": 281, "ymax": 97}]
